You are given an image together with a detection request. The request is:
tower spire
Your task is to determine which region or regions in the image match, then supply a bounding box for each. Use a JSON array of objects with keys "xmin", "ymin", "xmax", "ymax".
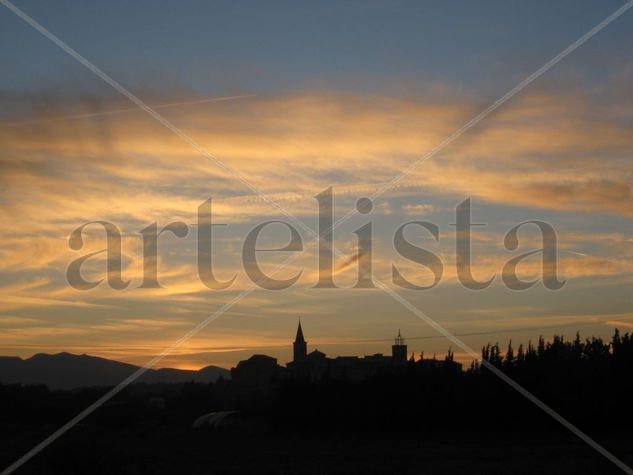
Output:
[
  {"xmin": 295, "ymin": 319, "xmax": 305, "ymax": 343},
  {"xmin": 293, "ymin": 318, "xmax": 307, "ymax": 362}
]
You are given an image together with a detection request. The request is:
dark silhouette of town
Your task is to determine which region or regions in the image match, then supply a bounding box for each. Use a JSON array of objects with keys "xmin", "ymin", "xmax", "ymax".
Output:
[
  {"xmin": 2, "ymin": 323, "xmax": 633, "ymax": 473},
  {"xmin": 231, "ymin": 321, "xmax": 461, "ymax": 389},
  {"xmin": 227, "ymin": 322, "xmax": 633, "ymax": 436}
]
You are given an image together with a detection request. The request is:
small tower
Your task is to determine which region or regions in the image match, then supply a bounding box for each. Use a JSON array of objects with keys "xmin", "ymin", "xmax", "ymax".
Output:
[
  {"xmin": 293, "ymin": 319, "xmax": 307, "ymax": 362},
  {"xmin": 391, "ymin": 329, "xmax": 407, "ymax": 364}
]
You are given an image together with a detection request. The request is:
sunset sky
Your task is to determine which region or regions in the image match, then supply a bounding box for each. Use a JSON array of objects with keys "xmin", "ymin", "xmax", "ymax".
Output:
[{"xmin": 1, "ymin": 0, "xmax": 632, "ymax": 369}]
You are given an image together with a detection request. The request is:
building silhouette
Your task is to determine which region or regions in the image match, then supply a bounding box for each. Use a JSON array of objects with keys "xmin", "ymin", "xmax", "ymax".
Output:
[
  {"xmin": 392, "ymin": 330, "xmax": 407, "ymax": 363},
  {"xmin": 230, "ymin": 354, "xmax": 285, "ymax": 391},
  {"xmin": 286, "ymin": 322, "xmax": 413, "ymax": 381},
  {"xmin": 230, "ymin": 322, "xmax": 311, "ymax": 389},
  {"xmin": 231, "ymin": 320, "xmax": 461, "ymax": 387},
  {"xmin": 293, "ymin": 320, "xmax": 307, "ymax": 362}
]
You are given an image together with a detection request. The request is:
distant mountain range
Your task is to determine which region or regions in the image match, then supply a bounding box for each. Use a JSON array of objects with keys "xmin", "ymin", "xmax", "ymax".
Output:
[{"xmin": 0, "ymin": 352, "xmax": 230, "ymax": 390}]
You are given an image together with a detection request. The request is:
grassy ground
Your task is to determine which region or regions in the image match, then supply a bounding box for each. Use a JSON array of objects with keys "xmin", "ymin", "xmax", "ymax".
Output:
[{"xmin": 2, "ymin": 424, "xmax": 632, "ymax": 474}]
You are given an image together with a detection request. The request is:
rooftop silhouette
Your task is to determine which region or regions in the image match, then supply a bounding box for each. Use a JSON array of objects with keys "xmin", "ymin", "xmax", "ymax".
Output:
[{"xmin": 231, "ymin": 321, "xmax": 461, "ymax": 388}]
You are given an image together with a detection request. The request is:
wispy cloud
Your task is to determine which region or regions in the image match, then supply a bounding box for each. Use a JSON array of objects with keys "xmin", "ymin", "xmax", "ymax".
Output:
[{"xmin": 1, "ymin": 83, "xmax": 633, "ymax": 366}]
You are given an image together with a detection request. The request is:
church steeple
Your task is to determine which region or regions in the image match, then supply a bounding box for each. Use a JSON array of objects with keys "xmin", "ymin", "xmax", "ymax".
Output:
[
  {"xmin": 295, "ymin": 321, "xmax": 305, "ymax": 343},
  {"xmin": 293, "ymin": 318, "xmax": 307, "ymax": 362}
]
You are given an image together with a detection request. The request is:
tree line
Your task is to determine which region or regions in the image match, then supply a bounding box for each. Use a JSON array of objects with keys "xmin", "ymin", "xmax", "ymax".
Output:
[
  {"xmin": 1, "ymin": 329, "xmax": 631, "ymax": 436},
  {"xmin": 273, "ymin": 329, "xmax": 633, "ymax": 434}
]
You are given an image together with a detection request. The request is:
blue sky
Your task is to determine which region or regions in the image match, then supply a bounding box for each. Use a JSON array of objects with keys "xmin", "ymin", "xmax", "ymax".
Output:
[
  {"xmin": 1, "ymin": 0, "xmax": 632, "ymax": 369},
  {"xmin": 1, "ymin": 0, "xmax": 629, "ymax": 96}
]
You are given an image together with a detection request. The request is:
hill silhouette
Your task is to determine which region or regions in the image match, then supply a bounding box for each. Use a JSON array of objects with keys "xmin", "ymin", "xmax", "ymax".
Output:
[
  {"xmin": 0, "ymin": 352, "xmax": 229, "ymax": 390},
  {"xmin": 1, "ymin": 330, "xmax": 633, "ymax": 474}
]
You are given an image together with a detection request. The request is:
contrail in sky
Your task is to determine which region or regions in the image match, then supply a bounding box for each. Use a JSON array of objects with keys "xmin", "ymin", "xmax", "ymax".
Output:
[{"xmin": 1, "ymin": 93, "xmax": 256, "ymax": 128}]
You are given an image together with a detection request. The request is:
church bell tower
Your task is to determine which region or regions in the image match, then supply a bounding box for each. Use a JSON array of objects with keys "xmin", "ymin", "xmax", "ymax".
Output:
[
  {"xmin": 392, "ymin": 330, "xmax": 407, "ymax": 363},
  {"xmin": 293, "ymin": 319, "xmax": 307, "ymax": 362}
]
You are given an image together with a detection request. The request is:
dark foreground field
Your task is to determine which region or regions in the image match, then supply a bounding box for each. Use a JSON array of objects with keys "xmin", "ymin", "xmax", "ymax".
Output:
[
  {"xmin": 3, "ymin": 332, "xmax": 633, "ymax": 474},
  {"xmin": 2, "ymin": 424, "xmax": 632, "ymax": 475}
]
